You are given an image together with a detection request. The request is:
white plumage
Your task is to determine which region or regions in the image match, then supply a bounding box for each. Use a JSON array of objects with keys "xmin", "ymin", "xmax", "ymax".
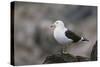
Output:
[{"xmin": 53, "ymin": 21, "xmax": 73, "ymax": 45}]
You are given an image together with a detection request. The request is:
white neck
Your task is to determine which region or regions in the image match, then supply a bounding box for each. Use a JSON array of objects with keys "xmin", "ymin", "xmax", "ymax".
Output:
[{"xmin": 55, "ymin": 26, "xmax": 68, "ymax": 32}]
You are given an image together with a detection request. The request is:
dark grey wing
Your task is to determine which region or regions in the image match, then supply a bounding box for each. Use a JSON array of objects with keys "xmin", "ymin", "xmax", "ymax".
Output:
[{"xmin": 65, "ymin": 30, "xmax": 81, "ymax": 43}]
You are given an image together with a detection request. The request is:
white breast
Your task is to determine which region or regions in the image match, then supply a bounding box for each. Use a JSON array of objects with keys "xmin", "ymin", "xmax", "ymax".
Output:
[{"xmin": 54, "ymin": 27, "xmax": 72, "ymax": 45}]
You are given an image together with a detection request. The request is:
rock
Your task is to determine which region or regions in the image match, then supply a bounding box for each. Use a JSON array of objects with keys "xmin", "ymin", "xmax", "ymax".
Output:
[
  {"xmin": 90, "ymin": 41, "xmax": 97, "ymax": 61},
  {"xmin": 43, "ymin": 53, "xmax": 89, "ymax": 64}
]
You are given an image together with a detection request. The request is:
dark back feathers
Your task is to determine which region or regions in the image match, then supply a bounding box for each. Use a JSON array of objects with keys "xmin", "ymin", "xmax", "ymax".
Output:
[{"xmin": 65, "ymin": 30, "xmax": 81, "ymax": 43}]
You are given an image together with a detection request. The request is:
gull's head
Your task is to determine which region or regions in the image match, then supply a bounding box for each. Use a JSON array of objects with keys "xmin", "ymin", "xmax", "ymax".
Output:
[{"xmin": 50, "ymin": 20, "xmax": 64, "ymax": 29}]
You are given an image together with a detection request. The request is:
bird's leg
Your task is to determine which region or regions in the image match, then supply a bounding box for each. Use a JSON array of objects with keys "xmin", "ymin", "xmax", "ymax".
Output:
[
  {"xmin": 60, "ymin": 45, "xmax": 65, "ymax": 55},
  {"xmin": 60, "ymin": 45, "xmax": 68, "ymax": 54},
  {"xmin": 60, "ymin": 46, "xmax": 63, "ymax": 55},
  {"xmin": 62, "ymin": 45, "xmax": 68, "ymax": 54}
]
